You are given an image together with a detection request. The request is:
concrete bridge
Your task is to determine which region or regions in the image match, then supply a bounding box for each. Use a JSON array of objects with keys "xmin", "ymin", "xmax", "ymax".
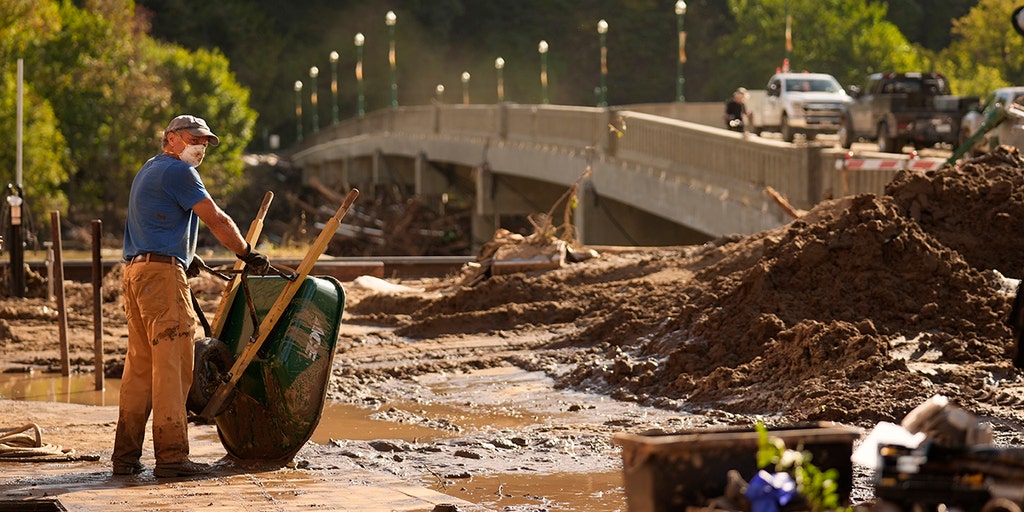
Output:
[{"xmin": 285, "ymin": 103, "xmax": 918, "ymax": 248}]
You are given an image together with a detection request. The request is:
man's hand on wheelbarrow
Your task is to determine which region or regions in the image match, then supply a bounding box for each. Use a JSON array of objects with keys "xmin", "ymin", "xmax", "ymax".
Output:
[
  {"xmin": 186, "ymin": 254, "xmax": 206, "ymax": 278},
  {"xmin": 237, "ymin": 243, "xmax": 271, "ymax": 275}
]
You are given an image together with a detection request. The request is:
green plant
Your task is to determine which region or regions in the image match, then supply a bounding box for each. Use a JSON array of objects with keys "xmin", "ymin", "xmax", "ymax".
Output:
[{"xmin": 754, "ymin": 421, "xmax": 851, "ymax": 512}]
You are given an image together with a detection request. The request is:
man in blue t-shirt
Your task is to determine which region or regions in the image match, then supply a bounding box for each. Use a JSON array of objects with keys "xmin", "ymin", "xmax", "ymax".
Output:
[{"xmin": 113, "ymin": 115, "xmax": 270, "ymax": 478}]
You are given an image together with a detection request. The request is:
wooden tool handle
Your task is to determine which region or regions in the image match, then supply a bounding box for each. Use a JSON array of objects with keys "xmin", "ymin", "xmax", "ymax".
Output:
[
  {"xmin": 210, "ymin": 191, "xmax": 274, "ymax": 338},
  {"xmin": 223, "ymin": 188, "xmax": 359, "ymax": 386}
]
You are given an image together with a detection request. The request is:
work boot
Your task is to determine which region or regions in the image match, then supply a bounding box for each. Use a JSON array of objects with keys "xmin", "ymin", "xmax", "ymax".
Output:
[
  {"xmin": 153, "ymin": 460, "xmax": 211, "ymax": 478},
  {"xmin": 112, "ymin": 460, "xmax": 145, "ymax": 475}
]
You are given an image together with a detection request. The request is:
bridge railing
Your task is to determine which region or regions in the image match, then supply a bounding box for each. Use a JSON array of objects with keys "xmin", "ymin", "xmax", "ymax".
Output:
[
  {"xmin": 609, "ymin": 111, "xmax": 821, "ymax": 207},
  {"xmin": 293, "ymin": 104, "xmax": 905, "ymax": 211}
]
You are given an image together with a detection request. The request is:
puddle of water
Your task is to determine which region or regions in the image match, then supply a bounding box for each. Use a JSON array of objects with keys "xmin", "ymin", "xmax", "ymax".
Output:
[
  {"xmin": 439, "ymin": 470, "xmax": 625, "ymax": 512},
  {"xmin": 310, "ymin": 401, "xmax": 454, "ymax": 443},
  {"xmin": 0, "ymin": 372, "xmax": 120, "ymax": 406},
  {"xmin": 0, "ymin": 369, "xmax": 632, "ymax": 512}
]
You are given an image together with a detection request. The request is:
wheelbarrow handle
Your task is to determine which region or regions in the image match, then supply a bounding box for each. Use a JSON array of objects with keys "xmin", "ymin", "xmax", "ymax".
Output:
[
  {"xmin": 209, "ymin": 191, "xmax": 274, "ymax": 338},
  {"xmin": 197, "ymin": 188, "xmax": 359, "ymax": 423}
]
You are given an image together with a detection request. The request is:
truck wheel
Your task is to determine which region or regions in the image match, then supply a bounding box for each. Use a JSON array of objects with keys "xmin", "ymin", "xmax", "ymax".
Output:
[
  {"xmin": 838, "ymin": 120, "xmax": 854, "ymax": 149},
  {"xmin": 877, "ymin": 122, "xmax": 899, "ymax": 153},
  {"xmin": 781, "ymin": 114, "xmax": 795, "ymax": 143}
]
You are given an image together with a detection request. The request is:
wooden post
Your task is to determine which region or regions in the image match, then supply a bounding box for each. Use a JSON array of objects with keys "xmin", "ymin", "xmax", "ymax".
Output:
[
  {"xmin": 92, "ymin": 220, "xmax": 104, "ymax": 391},
  {"xmin": 50, "ymin": 211, "xmax": 69, "ymax": 376}
]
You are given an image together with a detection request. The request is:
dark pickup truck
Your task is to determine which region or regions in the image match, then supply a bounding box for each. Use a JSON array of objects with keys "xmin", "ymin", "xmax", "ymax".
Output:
[{"xmin": 837, "ymin": 72, "xmax": 978, "ymax": 153}]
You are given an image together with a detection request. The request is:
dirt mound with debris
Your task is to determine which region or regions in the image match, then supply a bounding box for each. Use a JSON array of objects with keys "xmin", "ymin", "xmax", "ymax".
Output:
[
  {"xmin": 349, "ymin": 147, "xmax": 1024, "ymax": 428},
  {"xmin": 886, "ymin": 148, "xmax": 1024, "ymax": 278}
]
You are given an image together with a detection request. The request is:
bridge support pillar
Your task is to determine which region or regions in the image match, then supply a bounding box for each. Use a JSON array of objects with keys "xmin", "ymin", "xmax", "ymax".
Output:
[
  {"xmin": 572, "ymin": 179, "xmax": 596, "ymax": 246},
  {"xmin": 414, "ymin": 152, "xmax": 448, "ymax": 196},
  {"xmin": 372, "ymin": 150, "xmax": 382, "ymax": 185},
  {"xmin": 472, "ymin": 166, "xmax": 499, "ymax": 250}
]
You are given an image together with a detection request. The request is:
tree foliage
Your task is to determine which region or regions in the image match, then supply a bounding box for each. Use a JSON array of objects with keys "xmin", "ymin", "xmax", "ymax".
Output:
[
  {"xmin": 147, "ymin": 43, "xmax": 257, "ymax": 199},
  {"xmin": 710, "ymin": 0, "xmax": 923, "ymax": 94},
  {"xmin": 0, "ymin": 73, "xmax": 69, "ymax": 218},
  {"xmin": 938, "ymin": 0, "xmax": 1024, "ymax": 96},
  {"xmin": 0, "ymin": 0, "xmax": 255, "ymax": 235}
]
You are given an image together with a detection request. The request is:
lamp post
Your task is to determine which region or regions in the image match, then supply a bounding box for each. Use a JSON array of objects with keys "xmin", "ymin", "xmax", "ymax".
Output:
[
  {"xmin": 330, "ymin": 50, "xmax": 339, "ymax": 124},
  {"xmin": 309, "ymin": 66, "xmax": 319, "ymax": 133},
  {"xmin": 461, "ymin": 71, "xmax": 471, "ymax": 105},
  {"xmin": 597, "ymin": 19, "xmax": 608, "ymax": 107},
  {"xmin": 784, "ymin": 0, "xmax": 792, "ymax": 71},
  {"xmin": 386, "ymin": 10, "xmax": 397, "ymax": 108},
  {"xmin": 354, "ymin": 32, "xmax": 365, "ymax": 117},
  {"xmin": 675, "ymin": 1, "xmax": 687, "ymax": 102},
  {"xmin": 538, "ymin": 40, "xmax": 549, "ymax": 104},
  {"xmin": 294, "ymin": 80, "xmax": 303, "ymax": 141},
  {"xmin": 435, "ymin": 84, "xmax": 445, "ymax": 103},
  {"xmin": 495, "ymin": 57, "xmax": 505, "ymax": 103}
]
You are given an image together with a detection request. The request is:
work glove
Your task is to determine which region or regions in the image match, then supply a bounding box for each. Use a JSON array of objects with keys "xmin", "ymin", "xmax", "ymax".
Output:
[
  {"xmin": 237, "ymin": 243, "xmax": 271, "ymax": 275},
  {"xmin": 186, "ymin": 254, "xmax": 205, "ymax": 278}
]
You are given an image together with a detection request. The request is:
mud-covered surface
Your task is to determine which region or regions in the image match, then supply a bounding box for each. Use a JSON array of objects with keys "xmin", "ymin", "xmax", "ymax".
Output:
[
  {"xmin": 343, "ymin": 148, "xmax": 1024, "ymax": 431},
  {"xmin": 328, "ymin": 147, "xmax": 1024, "ymax": 505},
  {"xmin": 5, "ymin": 148, "xmax": 1024, "ymax": 509}
]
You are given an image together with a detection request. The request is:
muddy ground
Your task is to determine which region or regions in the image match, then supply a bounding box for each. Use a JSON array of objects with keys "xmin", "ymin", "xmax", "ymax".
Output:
[{"xmin": 5, "ymin": 147, "xmax": 1024, "ymax": 509}]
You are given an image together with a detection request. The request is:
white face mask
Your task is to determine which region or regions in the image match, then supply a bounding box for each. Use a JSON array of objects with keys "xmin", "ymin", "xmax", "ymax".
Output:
[{"xmin": 179, "ymin": 144, "xmax": 206, "ymax": 167}]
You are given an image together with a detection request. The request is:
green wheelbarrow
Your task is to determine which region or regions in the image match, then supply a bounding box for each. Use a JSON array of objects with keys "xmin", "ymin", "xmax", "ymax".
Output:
[{"xmin": 188, "ymin": 189, "xmax": 358, "ymax": 462}]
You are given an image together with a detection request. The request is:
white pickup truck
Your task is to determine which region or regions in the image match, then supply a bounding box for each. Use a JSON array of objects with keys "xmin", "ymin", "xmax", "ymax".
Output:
[{"xmin": 746, "ymin": 72, "xmax": 852, "ymax": 142}]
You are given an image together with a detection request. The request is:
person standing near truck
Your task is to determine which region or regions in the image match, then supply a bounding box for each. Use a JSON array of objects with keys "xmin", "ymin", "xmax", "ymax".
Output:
[
  {"xmin": 113, "ymin": 114, "xmax": 271, "ymax": 478},
  {"xmin": 724, "ymin": 87, "xmax": 753, "ymax": 133}
]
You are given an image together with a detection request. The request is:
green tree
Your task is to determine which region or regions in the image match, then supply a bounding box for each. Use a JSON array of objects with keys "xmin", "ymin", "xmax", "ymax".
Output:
[
  {"xmin": 710, "ymin": 0, "xmax": 923, "ymax": 94},
  {"xmin": 885, "ymin": 0, "xmax": 976, "ymax": 52},
  {"xmin": 147, "ymin": 43, "xmax": 257, "ymax": 198},
  {"xmin": 0, "ymin": 73, "xmax": 69, "ymax": 221},
  {"xmin": 0, "ymin": 0, "xmax": 59, "ymax": 57},
  {"xmin": 0, "ymin": 0, "xmax": 67, "ymax": 224},
  {"xmin": 6, "ymin": 0, "xmax": 257, "ymax": 232},
  {"xmin": 939, "ymin": 0, "xmax": 1023, "ymax": 97},
  {"xmin": 30, "ymin": 0, "xmax": 171, "ymax": 226}
]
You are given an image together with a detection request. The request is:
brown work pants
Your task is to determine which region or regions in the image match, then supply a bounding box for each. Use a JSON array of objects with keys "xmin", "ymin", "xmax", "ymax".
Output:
[{"xmin": 112, "ymin": 261, "xmax": 198, "ymax": 466}]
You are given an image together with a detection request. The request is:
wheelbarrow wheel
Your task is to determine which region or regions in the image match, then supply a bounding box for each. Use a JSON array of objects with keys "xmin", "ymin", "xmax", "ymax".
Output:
[{"xmin": 187, "ymin": 337, "xmax": 234, "ymax": 415}]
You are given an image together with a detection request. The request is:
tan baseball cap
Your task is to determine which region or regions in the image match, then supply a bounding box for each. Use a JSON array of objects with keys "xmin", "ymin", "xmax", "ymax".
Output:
[{"xmin": 165, "ymin": 114, "xmax": 220, "ymax": 146}]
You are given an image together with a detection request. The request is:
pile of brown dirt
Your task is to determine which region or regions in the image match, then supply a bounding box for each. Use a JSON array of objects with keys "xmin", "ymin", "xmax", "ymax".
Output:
[{"xmin": 347, "ymin": 147, "xmax": 1024, "ymax": 430}]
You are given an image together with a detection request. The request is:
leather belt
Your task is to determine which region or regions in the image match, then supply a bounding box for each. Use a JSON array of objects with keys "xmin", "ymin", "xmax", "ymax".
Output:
[{"xmin": 128, "ymin": 253, "xmax": 185, "ymax": 269}]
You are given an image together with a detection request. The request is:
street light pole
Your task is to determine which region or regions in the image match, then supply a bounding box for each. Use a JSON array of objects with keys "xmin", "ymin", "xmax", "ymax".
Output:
[
  {"xmin": 436, "ymin": 84, "xmax": 445, "ymax": 103},
  {"xmin": 386, "ymin": 10, "xmax": 398, "ymax": 108},
  {"xmin": 538, "ymin": 40, "xmax": 549, "ymax": 104},
  {"xmin": 461, "ymin": 72, "xmax": 471, "ymax": 105},
  {"xmin": 330, "ymin": 50, "xmax": 339, "ymax": 124},
  {"xmin": 597, "ymin": 19, "xmax": 608, "ymax": 107},
  {"xmin": 675, "ymin": 1, "xmax": 687, "ymax": 102},
  {"xmin": 495, "ymin": 57, "xmax": 505, "ymax": 103},
  {"xmin": 784, "ymin": 0, "xmax": 792, "ymax": 71},
  {"xmin": 309, "ymin": 66, "xmax": 319, "ymax": 133},
  {"xmin": 354, "ymin": 32, "xmax": 365, "ymax": 117},
  {"xmin": 294, "ymin": 80, "xmax": 303, "ymax": 142}
]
